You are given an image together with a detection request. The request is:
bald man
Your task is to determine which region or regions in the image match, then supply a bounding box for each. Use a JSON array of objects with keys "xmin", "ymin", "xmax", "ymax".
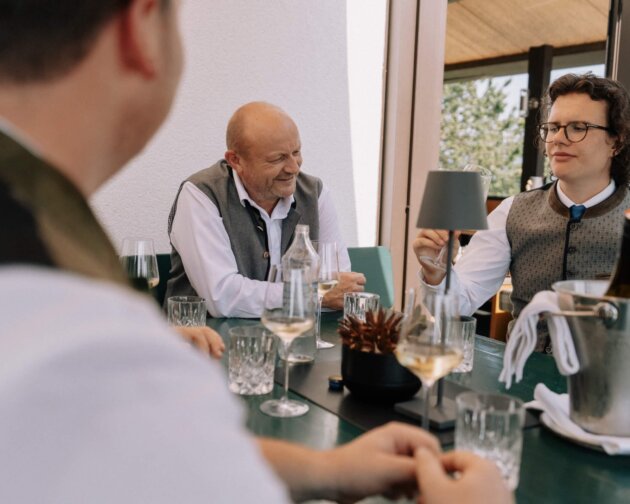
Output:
[{"xmin": 165, "ymin": 102, "xmax": 365, "ymax": 318}]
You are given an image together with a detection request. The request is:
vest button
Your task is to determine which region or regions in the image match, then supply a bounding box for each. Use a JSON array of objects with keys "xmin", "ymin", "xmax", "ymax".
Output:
[
  {"xmin": 566, "ymin": 270, "xmax": 574, "ymax": 277},
  {"xmin": 263, "ymin": 251, "xmax": 270, "ymax": 259},
  {"xmin": 567, "ymin": 246, "xmax": 577, "ymax": 254}
]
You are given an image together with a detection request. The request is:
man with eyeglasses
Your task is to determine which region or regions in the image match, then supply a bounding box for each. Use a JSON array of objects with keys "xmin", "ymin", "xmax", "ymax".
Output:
[{"xmin": 415, "ymin": 73, "xmax": 630, "ymax": 351}]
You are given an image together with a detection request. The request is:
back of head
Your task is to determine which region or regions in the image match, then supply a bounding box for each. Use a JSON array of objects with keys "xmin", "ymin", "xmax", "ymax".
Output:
[
  {"xmin": 0, "ymin": 0, "xmax": 177, "ymax": 194},
  {"xmin": 543, "ymin": 73, "xmax": 630, "ymax": 187},
  {"xmin": 0, "ymin": 1, "xmax": 138, "ymax": 84}
]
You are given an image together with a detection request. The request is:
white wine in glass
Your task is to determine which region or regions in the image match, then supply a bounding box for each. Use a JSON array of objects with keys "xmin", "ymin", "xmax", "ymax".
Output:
[
  {"xmin": 260, "ymin": 266, "xmax": 316, "ymax": 418},
  {"xmin": 261, "ymin": 316, "xmax": 315, "ymax": 342},
  {"xmin": 313, "ymin": 241, "xmax": 339, "ymax": 349},
  {"xmin": 396, "ymin": 342, "xmax": 463, "ymax": 385},
  {"xmin": 396, "ymin": 287, "xmax": 462, "ymax": 430},
  {"xmin": 120, "ymin": 237, "xmax": 159, "ymax": 291}
]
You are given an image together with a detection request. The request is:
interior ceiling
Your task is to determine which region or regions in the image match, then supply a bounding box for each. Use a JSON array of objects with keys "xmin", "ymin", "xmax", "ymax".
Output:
[{"xmin": 445, "ymin": 0, "xmax": 609, "ymax": 66}]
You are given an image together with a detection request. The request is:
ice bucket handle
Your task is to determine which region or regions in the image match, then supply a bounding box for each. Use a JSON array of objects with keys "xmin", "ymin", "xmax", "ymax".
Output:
[{"xmin": 546, "ymin": 301, "xmax": 619, "ymax": 327}]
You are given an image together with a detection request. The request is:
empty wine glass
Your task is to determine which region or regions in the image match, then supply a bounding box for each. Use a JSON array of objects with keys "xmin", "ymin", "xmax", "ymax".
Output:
[
  {"xmin": 312, "ymin": 241, "xmax": 339, "ymax": 349},
  {"xmin": 395, "ymin": 286, "xmax": 462, "ymax": 430},
  {"xmin": 120, "ymin": 237, "xmax": 159, "ymax": 291},
  {"xmin": 260, "ymin": 265, "xmax": 316, "ymax": 417},
  {"xmin": 463, "ymin": 163, "xmax": 492, "ymax": 200},
  {"xmin": 417, "ymin": 243, "xmax": 449, "ymax": 272}
]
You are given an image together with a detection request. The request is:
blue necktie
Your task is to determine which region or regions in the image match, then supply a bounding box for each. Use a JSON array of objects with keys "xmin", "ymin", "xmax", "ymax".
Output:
[{"xmin": 570, "ymin": 204, "xmax": 586, "ymax": 221}]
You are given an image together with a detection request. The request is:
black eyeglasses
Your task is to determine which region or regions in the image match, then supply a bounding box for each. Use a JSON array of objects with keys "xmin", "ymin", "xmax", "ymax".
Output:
[{"xmin": 538, "ymin": 121, "xmax": 613, "ymax": 143}]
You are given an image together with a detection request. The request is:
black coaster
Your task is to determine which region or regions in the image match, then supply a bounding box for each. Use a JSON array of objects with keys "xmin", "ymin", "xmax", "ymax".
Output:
[
  {"xmin": 395, "ymin": 381, "xmax": 470, "ymax": 431},
  {"xmin": 395, "ymin": 382, "xmax": 541, "ymax": 431}
]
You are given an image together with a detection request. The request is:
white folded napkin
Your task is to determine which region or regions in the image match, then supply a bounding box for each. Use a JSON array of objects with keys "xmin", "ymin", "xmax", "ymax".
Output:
[
  {"xmin": 499, "ymin": 290, "xmax": 579, "ymax": 388},
  {"xmin": 527, "ymin": 384, "xmax": 630, "ymax": 455}
]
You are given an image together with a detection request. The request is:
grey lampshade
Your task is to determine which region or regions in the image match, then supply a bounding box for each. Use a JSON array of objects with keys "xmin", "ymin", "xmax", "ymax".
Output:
[{"xmin": 416, "ymin": 171, "xmax": 488, "ymax": 230}]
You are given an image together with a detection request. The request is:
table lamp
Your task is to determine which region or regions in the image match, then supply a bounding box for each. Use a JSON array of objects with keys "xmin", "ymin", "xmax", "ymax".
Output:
[
  {"xmin": 416, "ymin": 170, "xmax": 488, "ymax": 293},
  {"xmin": 414, "ymin": 170, "xmax": 488, "ymax": 428}
]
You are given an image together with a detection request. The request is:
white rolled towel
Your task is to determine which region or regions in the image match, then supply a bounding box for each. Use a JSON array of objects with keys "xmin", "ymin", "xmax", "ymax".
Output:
[{"xmin": 499, "ymin": 290, "xmax": 579, "ymax": 389}]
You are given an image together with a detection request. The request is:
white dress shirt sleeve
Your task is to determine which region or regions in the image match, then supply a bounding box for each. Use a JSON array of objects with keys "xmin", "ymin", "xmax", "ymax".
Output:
[
  {"xmin": 422, "ymin": 196, "xmax": 514, "ymax": 316},
  {"xmin": 317, "ymin": 185, "xmax": 352, "ymax": 272},
  {"xmin": 169, "ymin": 182, "xmax": 282, "ymax": 318}
]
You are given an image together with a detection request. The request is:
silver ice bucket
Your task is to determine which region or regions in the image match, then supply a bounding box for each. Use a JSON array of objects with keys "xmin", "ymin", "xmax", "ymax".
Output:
[{"xmin": 552, "ymin": 280, "xmax": 630, "ymax": 436}]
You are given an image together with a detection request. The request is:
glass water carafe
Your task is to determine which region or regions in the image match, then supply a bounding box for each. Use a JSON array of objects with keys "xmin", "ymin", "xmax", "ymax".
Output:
[{"xmin": 279, "ymin": 224, "xmax": 319, "ymax": 362}]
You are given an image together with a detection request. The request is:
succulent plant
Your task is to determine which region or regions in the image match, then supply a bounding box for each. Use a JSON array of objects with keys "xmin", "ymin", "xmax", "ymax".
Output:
[{"xmin": 338, "ymin": 308, "xmax": 404, "ymax": 354}]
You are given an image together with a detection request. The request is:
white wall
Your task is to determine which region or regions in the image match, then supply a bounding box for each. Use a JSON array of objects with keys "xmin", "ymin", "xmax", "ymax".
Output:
[
  {"xmin": 91, "ymin": 0, "xmax": 387, "ymax": 253},
  {"xmin": 347, "ymin": 0, "xmax": 387, "ymax": 246}
]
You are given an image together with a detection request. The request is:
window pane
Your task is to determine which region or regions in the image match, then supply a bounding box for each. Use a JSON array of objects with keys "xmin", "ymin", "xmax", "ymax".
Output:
[{"xmin": 440, "ymin": 77, "xmax": 525, "ymax": 197}]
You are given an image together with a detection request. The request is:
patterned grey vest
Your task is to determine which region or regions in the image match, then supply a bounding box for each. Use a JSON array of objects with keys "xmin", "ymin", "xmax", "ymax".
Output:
[
  {"xmin": 506, "ymin": 182, "xmax": 630, "ymax": 347},
  {"xmin": 164, "ymin": 160, "xmax": 322, "ymax": 303}
]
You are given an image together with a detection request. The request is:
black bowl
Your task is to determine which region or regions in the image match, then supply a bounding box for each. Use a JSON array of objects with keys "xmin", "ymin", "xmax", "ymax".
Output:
[{"xmin": 341, "ymin": 345, "xmax": 421, "ymax": 403}]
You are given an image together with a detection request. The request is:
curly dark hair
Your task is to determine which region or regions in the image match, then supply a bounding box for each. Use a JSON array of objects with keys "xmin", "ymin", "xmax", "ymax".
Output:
[
  {"xmin": 540, "ymin": 73, "xmax": 630, "ymax": 187},
  {"xmin": 0, "ymin": 0, "xmax": 169, "ymax": 84}
]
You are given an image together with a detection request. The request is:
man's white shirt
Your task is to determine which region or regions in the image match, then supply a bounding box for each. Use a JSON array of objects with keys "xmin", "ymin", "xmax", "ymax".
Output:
[
  {"xmin": 170, "ymin": 170, "xmax": 351, "ymax": 318},
  {"xmin": 0, "ymin": 266, "xmax": 289, "ymax": 503}
]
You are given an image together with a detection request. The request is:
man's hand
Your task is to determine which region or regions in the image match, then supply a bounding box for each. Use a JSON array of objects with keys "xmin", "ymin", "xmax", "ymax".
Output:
[
  {"xmin": 321, "ymin": 271, "xmax": 366, "ymax": 310},
  {"xmin": 173, "ymin": 326, "xmax": 225, "ymax": 359},
  {"xmin": 322, "ymin": 422, "xmax": 442, "ymax": 503},
  {"xmin": 259, "ymin": 422, "xmax": 441, "ymax": 503},
  {"xmin": 415, "ymin": 449, "xmax": 514, "ymax": 504},
  {"xmin": 412, "ymin": 229, "xmax": 460, "ymax": 285}
]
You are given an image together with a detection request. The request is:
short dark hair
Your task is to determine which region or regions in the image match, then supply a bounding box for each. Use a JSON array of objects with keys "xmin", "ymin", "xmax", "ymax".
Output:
[
  {"xmin": 0, "ymin": 0, "xmax": 168, "ymax": 84},
  {"xmin": 541, "ymin": 73, "xmax": 630, "ymax": 187}
]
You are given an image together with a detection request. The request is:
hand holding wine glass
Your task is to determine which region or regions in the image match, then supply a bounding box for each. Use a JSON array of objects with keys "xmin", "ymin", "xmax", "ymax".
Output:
[
  {"xmin": 396, "ymin": 287, "xmax": 462, "ymax": 430},
  {"xmin": 260, "ymin": 265, "xmax": 316, "ymax": 417},
  {"xmin": 120, "ymin": 237, "xmax": 159, "ymax": 292},
  {"xmin": 413, "ymin": 230, "xmax": 461, "ymax": 282}
]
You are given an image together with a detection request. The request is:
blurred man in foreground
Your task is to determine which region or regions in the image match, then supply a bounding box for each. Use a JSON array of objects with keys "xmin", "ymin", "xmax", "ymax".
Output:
[{"xmin": 0, "ymin": 1, "xmax": 511, "ymax": 502}]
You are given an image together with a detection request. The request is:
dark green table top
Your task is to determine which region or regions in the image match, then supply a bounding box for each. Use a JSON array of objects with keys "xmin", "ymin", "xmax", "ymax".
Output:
[{"xmin": 209, "ymin": 314, "xmax": 630, "ymax": 504}]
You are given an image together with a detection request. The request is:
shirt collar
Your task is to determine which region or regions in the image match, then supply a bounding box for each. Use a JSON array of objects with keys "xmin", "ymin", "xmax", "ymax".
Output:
[
  {"xmin": 556, "ymin": 179, "xmax": 616, "ymax": 209},
  {"xmin": 0, "ymin": 117, "xmax": 42, "ymax": 156},
  {"xmin": 231, "ymin": 169, "xmax": 294, "ymax": 219}
]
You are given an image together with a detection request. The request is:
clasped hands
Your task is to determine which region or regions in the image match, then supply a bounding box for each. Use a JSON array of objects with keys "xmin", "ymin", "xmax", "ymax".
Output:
[
  {"xmin": 328, "ymin": 422, "xmax": 512, "ymax": 504},
  {"xmin": 267, "ymin": 422, "xmax": 513, "ymax": 504}
]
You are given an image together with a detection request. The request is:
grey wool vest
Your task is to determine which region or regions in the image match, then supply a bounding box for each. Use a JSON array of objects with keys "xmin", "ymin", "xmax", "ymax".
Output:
[
  {"xmin": 164, "ymin": 159, "xmax": 322, "ymax": 304},
  {"xmin": 506, "ymin": 182, "xmax": 630, "ymax": 325}
]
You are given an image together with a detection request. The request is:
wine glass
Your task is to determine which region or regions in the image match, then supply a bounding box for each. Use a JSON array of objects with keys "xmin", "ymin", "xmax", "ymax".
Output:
[
  {"xmin": 260, "ymin": 265, "xmax": 316, "ymax": 417},
  {"xmin": 395, "ymin": 287, "xmax": 462, "ymax": 430},
  {"xmin": 312, "ymin": 241, "xmax": 339, "ymax": 349},
  {"xmin": 463, "ymin": 163, "xmax": 492, "ymax": 200},
  {"xmin": 417, "ymin": 243, "xmax": 449, "ymax": 272},
  {"xmin": 120, "ymin": 237, "xmax": 159, "ymax": 291}
]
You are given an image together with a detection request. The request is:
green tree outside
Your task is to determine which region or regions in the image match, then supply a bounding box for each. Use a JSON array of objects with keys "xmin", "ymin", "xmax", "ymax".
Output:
[{"xmin": 440, "ymin": 79, "xmax": 525, "ymax": 197}]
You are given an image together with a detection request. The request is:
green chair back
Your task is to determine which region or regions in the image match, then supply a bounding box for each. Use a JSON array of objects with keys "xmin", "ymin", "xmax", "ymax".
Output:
[
  {"xmin": 155, "ymin": 253, "xmax": 172, "ymax": 308},
  {"xmin": 347, "ymin": 246, "xmax": 395, "ymax": 308}
]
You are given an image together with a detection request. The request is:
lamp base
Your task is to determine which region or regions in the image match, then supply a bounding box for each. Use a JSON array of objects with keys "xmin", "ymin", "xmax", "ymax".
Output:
[{"xmin": 395, "ymin": 381, "xmax": 471, "ymax": 431}]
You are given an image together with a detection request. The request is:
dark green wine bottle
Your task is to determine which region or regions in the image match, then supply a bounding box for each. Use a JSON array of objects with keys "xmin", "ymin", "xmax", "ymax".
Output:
[{"xmin": 606, "ymin": 209, "xmax": 630, "ymax": 298}]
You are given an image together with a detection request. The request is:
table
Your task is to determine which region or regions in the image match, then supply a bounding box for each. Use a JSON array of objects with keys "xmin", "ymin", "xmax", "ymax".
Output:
[{"xmin": 209, "ymin": 314, "xmax": 630, "ymax": 504}]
